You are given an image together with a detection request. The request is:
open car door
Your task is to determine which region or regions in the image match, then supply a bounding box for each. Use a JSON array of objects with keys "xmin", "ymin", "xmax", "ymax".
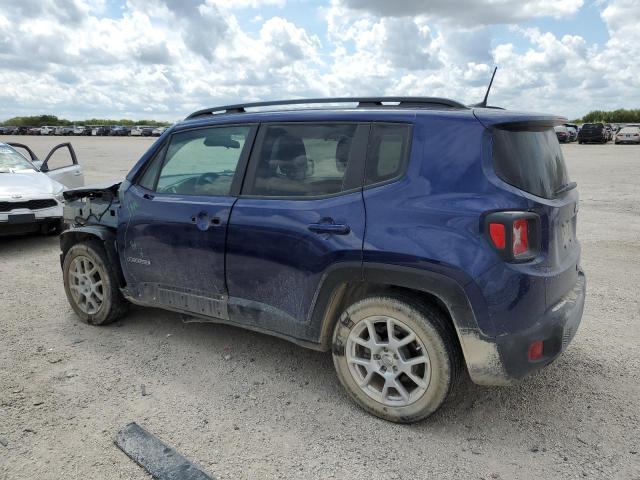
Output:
[
  {"xmin": 7, "ymin": 142, "xmax": 44, "ymax": 170},
  {"xmin": 40, "ymin": 143, "xmax": 85, "ymax": 188},
  {"xmin": 8, "ymin": 142, "xmax": 85, "ymax": 188}
]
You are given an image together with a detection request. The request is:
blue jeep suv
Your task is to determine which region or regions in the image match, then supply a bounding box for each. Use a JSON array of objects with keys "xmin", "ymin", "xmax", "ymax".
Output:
[{"xmin": 59, "ymin": 97, "xmax": 586, "ymax": 422}]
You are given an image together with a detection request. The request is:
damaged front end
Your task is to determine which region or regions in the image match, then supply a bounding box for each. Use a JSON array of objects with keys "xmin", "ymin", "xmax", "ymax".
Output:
[{"xmin": 63, "ymin": 182, "xmax": 121, "ymax": 228}]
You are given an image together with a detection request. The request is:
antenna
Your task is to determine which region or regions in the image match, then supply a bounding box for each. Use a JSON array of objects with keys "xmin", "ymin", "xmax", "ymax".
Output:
[{"xmin": 472, "ymin": 66, "xmax": 497, "ymax": 108}]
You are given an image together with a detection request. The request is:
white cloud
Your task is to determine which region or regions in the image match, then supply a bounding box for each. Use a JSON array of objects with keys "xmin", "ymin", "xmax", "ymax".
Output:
[
  {"xmin": 335, "ymin": 0, "xmax": 584, "ymax": 25},
  {"xmin": 0, "ymin": 0, "xmax": 637, "ymax": 121}
]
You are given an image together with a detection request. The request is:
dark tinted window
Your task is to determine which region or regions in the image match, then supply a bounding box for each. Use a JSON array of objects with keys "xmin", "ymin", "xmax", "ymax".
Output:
[
  {"xmin": 246, "ymin": 123, "xmax": 365, "ymax": 197},
  {"xmin": 581, "ymin": 123, "xmax": 603, "ymax": 131},
  {"xmin": 365, "ymin": 124, "xmax": 411, "ymax": 185},
  {"xmin": 492, "ymin": 127, "xmax": 569, "ymax": 199},
  {"xmin": 155, "ymin": 126, "xmax": 251, "ymax": 196}
]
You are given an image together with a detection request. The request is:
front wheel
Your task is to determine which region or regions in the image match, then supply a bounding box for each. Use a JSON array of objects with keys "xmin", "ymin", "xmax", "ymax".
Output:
[
  {"xmin": 62, "ymin": 240, "xmax": 128, "ymax": 325},
  {"xmin": 332, "ymin": 295, "xmax": 461, "ymax": 423}
]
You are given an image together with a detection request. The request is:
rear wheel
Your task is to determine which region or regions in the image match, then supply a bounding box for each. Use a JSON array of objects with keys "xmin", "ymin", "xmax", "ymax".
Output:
[
  {"xmin": 332, "ymin": 295, "xmax": 461, "ymax": 423},
  {"xmin": 62, "ymin": 240, "xmax": 128, "ymax": 325}
]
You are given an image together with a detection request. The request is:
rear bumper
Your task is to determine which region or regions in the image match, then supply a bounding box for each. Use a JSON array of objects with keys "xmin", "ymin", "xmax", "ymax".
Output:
[
  {"xmin": 464, "ymin": 270, "xmax": 586, "ymax": 385},
  {"xmin": 579, "ymin": 136, "xmax": 605, "ymax": 143},
  {"xmin": 496, "ymin": 269, "xmax": 586, "ymax": 379}
]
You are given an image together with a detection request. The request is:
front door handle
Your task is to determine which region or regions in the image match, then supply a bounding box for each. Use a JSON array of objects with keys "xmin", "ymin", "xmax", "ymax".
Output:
[
  {"xmin": 191, "ymin": 212, "xmax": 222, "ymax": 231},
  {"xmin": 308, "ymin": 222, "xmax": 350, "ymax": 235}
]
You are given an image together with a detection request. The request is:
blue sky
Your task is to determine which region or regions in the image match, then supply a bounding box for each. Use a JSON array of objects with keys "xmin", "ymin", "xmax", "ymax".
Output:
[{"xmin": 0, "ymin": 0, "xmax": 638, "ymax": 120}]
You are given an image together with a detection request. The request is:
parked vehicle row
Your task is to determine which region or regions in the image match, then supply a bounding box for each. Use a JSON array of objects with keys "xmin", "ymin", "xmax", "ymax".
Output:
[
  {"xmin": 551, "ymin": 122, "xmax": 640, "ymax": 145},
  {"xmin": 0, "ymin": 125, "xmax": 167, "ymax": 137}
]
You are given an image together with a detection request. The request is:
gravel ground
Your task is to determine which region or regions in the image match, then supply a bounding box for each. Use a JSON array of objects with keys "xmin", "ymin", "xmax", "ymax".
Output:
[{"xmin": 0, "ymin": 136, "xmax": 639, "ymax": 480}]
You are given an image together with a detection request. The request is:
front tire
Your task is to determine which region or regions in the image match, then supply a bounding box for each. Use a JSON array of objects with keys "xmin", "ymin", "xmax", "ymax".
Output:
[
  {"xmin": 62, "ymin": 240, "xmax": 128, "ymax": 325},
  {"xmin": 332, "ymin": 295, "xmax": 461, "ymax": 423}
]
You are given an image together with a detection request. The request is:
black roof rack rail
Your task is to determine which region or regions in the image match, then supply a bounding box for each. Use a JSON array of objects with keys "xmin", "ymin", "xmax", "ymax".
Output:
[{"xmin": 185, "ymin": 97, "xmax": 468, "ymax": 119}]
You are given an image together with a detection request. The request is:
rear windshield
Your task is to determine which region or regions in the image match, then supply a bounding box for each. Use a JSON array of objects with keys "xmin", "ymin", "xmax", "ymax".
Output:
[
  {"xmin": 492, "ymin": 127, "xmax": 569, "ymax": 199},
  {"xmin": 582, "ymin": 123, "xmax": 603, "ymax": 130}
]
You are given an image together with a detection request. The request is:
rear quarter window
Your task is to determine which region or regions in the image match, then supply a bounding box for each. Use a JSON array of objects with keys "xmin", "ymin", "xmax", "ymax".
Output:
[
  {"xmin": 365, "ymin": 123, "xmax": 412, "ymax": 186},
  {"xmin": 492, "ymin": 127, "xmax": 569, "ymax": 199}
]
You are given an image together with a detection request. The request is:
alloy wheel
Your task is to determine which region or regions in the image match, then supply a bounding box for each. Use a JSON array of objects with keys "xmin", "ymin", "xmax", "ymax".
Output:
[
  {"xmin": 345, "ymin": 315, "xmax": 431, "ymax": 407},
  {"xmin": 68, "ymin": 255, "xmax": 104, "ymax": 315}
]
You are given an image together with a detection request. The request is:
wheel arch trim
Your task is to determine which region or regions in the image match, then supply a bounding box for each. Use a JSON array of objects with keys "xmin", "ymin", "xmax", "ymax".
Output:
[
  {"xmin": 59, "ymin": 226, "xmax": 125, "ymax": 287},
  {"xmin": 312, "ymin": 262, "xmax": 509, "ymax": 385}
]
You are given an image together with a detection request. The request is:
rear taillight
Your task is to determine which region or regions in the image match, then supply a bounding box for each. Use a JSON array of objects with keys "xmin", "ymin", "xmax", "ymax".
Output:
[
  {"xmin": 512, "ymin": 219, "xmax": 529, "ymax": 255},
  {"xmin": 489, "ymin": 223, "xmax": 506, "ymax": 249},
  {"xmin": 484, "ymin": 211, "xmax": 541, "ymax": 262}
]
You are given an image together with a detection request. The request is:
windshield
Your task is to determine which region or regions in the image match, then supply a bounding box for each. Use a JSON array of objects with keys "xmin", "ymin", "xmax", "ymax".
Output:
[
  {"xmin": 492, "ymin": 127, "xmax": 569, "ymax": 199},
  {"xmin": 0, "ymin": 145, "xmax": 36, "ymax": 173}
]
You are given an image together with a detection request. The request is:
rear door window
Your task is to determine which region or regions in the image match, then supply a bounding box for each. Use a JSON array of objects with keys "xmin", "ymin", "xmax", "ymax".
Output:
[{"xmin": 492, "ymin": 127, "xmax": 569, "ymax": 199}]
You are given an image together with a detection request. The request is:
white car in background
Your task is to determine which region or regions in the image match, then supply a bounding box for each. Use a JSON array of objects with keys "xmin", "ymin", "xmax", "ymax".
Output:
[
  {"xmin": 130, "ymin": 126, "xmax": 143, "ymax": 136},
  {"xmin": 615, "ymin": 126, "xmax": 640, "ymax": 145},
  {"xmin": 151, "ymin": 127, "xmax": 167, "ymax": 136},
  {"xmin": 40, "ymin": 126, "xmax": 55, "ymax": 136},
  {"xmin": 0, "ymin": 142, "xmax": 85, "ymax": 236}
]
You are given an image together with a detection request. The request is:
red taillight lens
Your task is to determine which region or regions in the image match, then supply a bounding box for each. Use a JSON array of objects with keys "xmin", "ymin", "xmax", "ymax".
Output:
[
  {"xmin": 489, "ymin": 223, "xmax": 506, "ymax": 249},
  {"xmin": 484, "ymin": 212, "xmax": 540, "ymax": 262},
  {"xmin": 512, "ymin": 219, "xmax": 529, "ymax": 255},
  {"xmin": 528, "ymin": 340, "xmax": 544, "ymax": 361}
]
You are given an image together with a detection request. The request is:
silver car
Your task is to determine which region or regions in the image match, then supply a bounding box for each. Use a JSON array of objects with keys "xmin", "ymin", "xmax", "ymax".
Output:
[
  {"xmin": 615, "ymin": 126, "xmax": 640, "ymax": 144},
  {"xmin": 0, "ymin": 142, "xmax": 84, "ymax": 236}
]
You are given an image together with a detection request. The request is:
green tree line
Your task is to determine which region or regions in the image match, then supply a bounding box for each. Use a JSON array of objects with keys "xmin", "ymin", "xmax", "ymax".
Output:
[
  {"xmin": 572, "ymin": 109, "xmax": 640, "ymax": 124},
  {"xmin": 0, "ymin": 115, "xmax": 171, "ymax": 127}
]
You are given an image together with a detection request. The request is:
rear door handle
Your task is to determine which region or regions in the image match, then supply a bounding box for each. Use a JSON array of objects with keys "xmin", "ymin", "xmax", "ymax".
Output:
[
  {"xmin": 143, "ymin": 193, "xmax": 154, "ymax": 200},
  {"xmin": 308, "ymin": 223, "xmax": 350, "ymax": 235}
]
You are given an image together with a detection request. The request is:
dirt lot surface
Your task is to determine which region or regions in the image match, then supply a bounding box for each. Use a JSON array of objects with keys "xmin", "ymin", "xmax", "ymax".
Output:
[{"xmin": 1, "ymin": 136, "xmax": 639, "ymax": 480}]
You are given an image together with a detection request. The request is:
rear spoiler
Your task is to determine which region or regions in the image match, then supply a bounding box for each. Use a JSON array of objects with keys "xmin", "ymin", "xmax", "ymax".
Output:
[
  {"xmin": 473, "ymin": 109, "xmax": 567, "ymax": 129},
  {"xmin": 63, "ymin": 182, "xmax": 120, "ymax": 202}
]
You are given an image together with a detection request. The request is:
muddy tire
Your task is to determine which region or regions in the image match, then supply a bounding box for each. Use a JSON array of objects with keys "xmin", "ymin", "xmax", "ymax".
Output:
[
  {"xmin": 332, "ymin": 295, "xmax": 461, "ymax": 423},
  {"xmin": 62, "ymin": 240, "xmax": 128, "ymax": 325}
]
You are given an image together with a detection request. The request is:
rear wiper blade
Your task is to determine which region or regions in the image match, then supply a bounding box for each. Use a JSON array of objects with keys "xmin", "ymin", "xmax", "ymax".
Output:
[{"xmin": 555, "ymin": 181, "xmax": 577, "ymax": 196}]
